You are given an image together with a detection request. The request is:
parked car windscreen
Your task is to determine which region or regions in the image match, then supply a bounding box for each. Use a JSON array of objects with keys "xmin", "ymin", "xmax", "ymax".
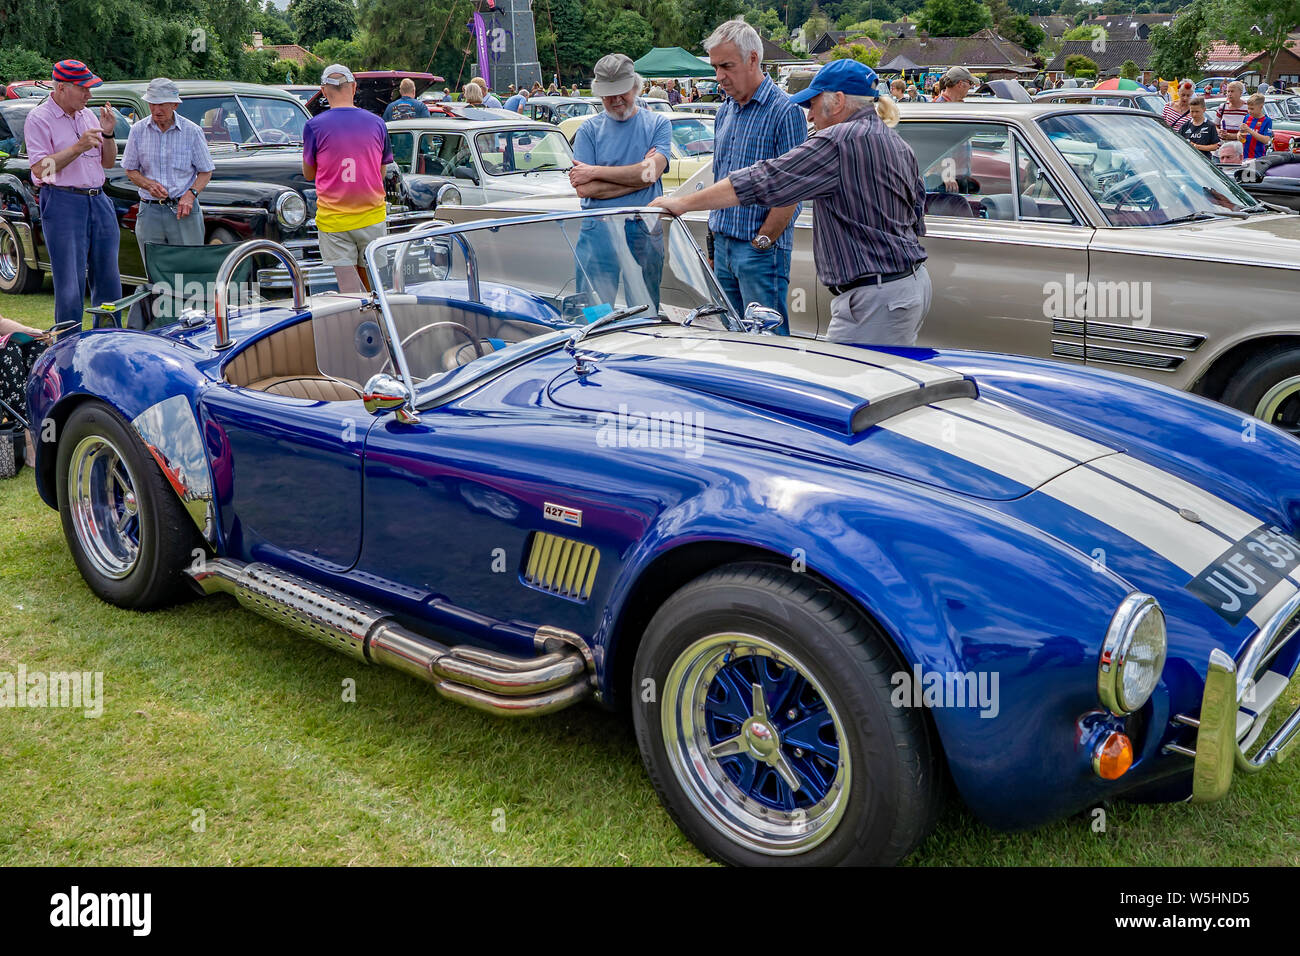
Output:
[
  {"xmin": 473, "ymin": 128, "xmax": 573, "ymax": 175},
  {"xmin": 1039, "ymin": 112, "xmax": 1256, "ymax": 225},
  {"xmin": 360, "ymin": 211, "xmax": 734, "ymax": 391},
  {"xmin": 0, "ymin": 103, "xmax": 31, "ymax": 156},
  {"xmin": 671, "ymin": 117, "xmax": 715, "ymax": 156},
  {"xmin": 178, "ymin": 94, "xmax": 309, "ymax": 145}
]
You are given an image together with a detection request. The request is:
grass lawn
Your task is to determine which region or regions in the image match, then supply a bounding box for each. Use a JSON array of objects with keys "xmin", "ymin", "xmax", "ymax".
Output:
[
  {"xmin": 0, "ymin": 388, "xmax": 1296, "ymax": 865},
  {"xmin": 0, "ymin": 285, "xmax": 57, "ymax": 330}
]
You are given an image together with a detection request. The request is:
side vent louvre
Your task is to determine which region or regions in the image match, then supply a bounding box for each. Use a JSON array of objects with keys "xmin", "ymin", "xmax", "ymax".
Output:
[{"xmin": 524, "ymin": 532, "xmax": 600, "ymax": 601}]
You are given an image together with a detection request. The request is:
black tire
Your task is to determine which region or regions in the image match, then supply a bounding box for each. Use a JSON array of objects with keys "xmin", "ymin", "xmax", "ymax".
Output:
[
  {"xmin": 1220, "ymin": 346, "xmax": 1300, "ymax": 435},
  {"xmin": 0, "ymin": 217, "xmax": 44, "ymax": 294},
  {"xmin": 632, "ymin": 563, "xmax": 942, "ymax": 866},
  {"xmin": 207, "ymin": 226, "xmax": 239, "ymax": 245},
  {"xmin": 55, "ymin": 401, "xmax": 200, "ymax": 609}
]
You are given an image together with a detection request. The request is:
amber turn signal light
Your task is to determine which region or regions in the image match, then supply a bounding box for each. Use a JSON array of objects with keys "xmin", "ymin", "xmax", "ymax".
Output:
[{"xmin": 1092, "ymin": 731, "xmax": 1134, "ymax": 780}]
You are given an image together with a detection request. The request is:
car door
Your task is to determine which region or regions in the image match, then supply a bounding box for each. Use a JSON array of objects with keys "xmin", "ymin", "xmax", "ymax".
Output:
[
  {"xmin": 417, "ymin": 131, "xmax": 483, "ymax": 203},
  {"xmin": 894, "ymin": 120, "xmax": 1094, "ymax": 357}
]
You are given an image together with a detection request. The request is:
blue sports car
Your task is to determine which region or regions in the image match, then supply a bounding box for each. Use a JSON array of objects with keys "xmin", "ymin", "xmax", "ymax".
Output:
[{"xmin": 26, "ymin": 209, "xmax": 1300, "ymax": 866}]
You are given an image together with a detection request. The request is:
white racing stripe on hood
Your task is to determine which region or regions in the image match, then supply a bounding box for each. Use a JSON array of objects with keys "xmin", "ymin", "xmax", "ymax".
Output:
[
  {"xmin": 932, "ymin": 398, "xmax": 1116, "ymax": 463},
  {"xmin": 880, "ymin": 399, "xmax": 1103, "ymax": 489},
  {"xmin": 591, "ymin": 329, "xmax": 964, "ymax": 400}
]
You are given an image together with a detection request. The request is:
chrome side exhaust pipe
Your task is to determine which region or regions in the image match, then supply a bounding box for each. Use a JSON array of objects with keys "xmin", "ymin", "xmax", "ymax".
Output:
[{"xmin": 188, "ymin": 558, "xmax": 593, "ymax": 717}]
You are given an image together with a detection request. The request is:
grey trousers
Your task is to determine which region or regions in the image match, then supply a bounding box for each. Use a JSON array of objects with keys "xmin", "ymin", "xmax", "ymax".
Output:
[
  {"xmin": 826, "ymin": 264, "xmax": 932, "ymax": 346},
  {"xmin": 135, "ymin": 201, "xmax": 206, "ymax": 265}
]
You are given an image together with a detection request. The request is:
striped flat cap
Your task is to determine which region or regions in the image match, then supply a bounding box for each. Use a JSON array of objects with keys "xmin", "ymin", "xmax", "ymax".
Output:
[{"xmin": 52, "ymin": 60, "xmax": 103, "ymax": 88}]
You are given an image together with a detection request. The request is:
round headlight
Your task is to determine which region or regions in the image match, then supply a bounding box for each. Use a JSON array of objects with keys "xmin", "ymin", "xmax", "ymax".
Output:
[
  {"xmin": 1098, "ymin": 593, "xmax": 1167, "ymax": 716},
  {"xmin": 276, "ymin": 192, "xmax": 307, "ymax": 228},
  {"xmin": 435, "ymin": 182, "xmax": 462, "ymax": 207}
]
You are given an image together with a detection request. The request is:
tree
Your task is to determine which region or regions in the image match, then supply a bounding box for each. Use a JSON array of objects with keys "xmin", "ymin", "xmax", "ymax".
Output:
[
  {"xmin": 1147, "ymin": 0, "xmax": 1210, "ymax": 81},
  {"xmin": 801, "ymin": 7, "xmax": 832, "ymax": 44},
  {"xmin": 597, "ymin": 9, "xmax": 656, "ymax": 59},
  {"xmin": 1120, "ymin": 58, "xmax": 1139, "ymax": 79},
  {"xmin": 0, "ymin": 47, "xmax": 54, "ymax": 83},
  {"xmin": 830, "ymin": 41, "xmax": 883, "ymax": 66},
  {"xmin": 1215, "ymin": 0, "xmax": 1300, "ymax": 84},
  {"xmin": 1063, "ymin": 52, "xmax": 1097, "ymax": 76},
  {"xmin": 1062, "ymin": 23, "xmax": 1101, "ymax": 42},
  {"xmin": 290, "ymin": 0, "xmax": 356, "ymax": 48},
  {"xmin": 917, "ymin": 0, "xmax": 992, "ymax": 37},
  {"xmin": 1001, "ymin": 14, "xmax": 1044, "ymax": 51},
  {"xmin": 681, "ymin": 0, "xmax": 745, "ymax": 49},
  {"xmin": 254, "ymin": 2, "xmax": 297, "ymax": 45},
  {"xmin": 840, "ymin": 19, "xmax": 886, "ymax": 41}
]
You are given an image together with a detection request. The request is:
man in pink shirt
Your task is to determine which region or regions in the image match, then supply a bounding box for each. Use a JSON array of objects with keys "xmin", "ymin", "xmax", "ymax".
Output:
[{"xmin": 25, "ymin": 60, "xmax": 121, "ymax": 327}]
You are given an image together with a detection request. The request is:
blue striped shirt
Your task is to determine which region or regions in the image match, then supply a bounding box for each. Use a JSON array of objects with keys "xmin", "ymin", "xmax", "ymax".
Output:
[
  {"xmin": 729, "ymin": 107, "xmax": 926, "ymax": 287},
  {"xmin": 122, "ymin": 113, "xmax": 214, "ymax": 200},
  {"xmin": 709, "ymin": 76, "xmax": 807, "ymax": 251}
]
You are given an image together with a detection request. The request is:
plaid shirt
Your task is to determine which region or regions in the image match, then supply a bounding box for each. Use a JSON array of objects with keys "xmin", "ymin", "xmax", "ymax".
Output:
[
  {"xmin": 122, "ymin": 113, "xmax": 214, "ymax": 200},
  {"xmin": 729, "ymin": 107, "xmax": 926, "ymax": 287},
  {"xmin": 709, "ymin": 76, "xmax": 807, "ymax": 251}
]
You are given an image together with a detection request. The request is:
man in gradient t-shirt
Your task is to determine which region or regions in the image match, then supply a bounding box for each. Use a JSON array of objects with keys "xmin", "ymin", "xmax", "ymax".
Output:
[{"xmin": 303, "ymin": 64, "xmax": 393, "ymax": 292}]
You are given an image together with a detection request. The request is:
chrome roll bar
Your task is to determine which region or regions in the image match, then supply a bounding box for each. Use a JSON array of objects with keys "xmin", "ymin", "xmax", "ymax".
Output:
[{"xmin": 213, "ymin": 239, "xmax": 306, "ymax": 351}]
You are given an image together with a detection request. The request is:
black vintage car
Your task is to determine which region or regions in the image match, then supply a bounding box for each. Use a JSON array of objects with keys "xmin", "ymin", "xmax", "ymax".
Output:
[{"xmin": 0, "ymin": 82, "xmax": 445, "ymax": 296}]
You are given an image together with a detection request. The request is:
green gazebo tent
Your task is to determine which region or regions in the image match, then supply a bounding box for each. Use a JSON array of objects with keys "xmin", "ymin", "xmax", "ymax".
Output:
[{"xmin": 632, "ymin": 47, "xmax": 717, "ymax": 78}]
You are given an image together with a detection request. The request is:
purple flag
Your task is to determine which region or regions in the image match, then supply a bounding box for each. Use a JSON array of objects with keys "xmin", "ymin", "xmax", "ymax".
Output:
[{"xmin": 469, "ymin": 12, "xmax": 491, "ymax": 89}]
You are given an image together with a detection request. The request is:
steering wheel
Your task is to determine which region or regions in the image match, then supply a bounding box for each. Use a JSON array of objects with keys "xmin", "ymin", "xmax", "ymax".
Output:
[
  {"xmin": 382, "ymin": 321, "xmax": 485, "ymax": 375},
  {"xmin": 243, "ymin": 129, "xmax": 293, "ymax": 145},
  {"xmin": 1099, "ymin": 171, "xmax": 1161, "ymax": 210}
]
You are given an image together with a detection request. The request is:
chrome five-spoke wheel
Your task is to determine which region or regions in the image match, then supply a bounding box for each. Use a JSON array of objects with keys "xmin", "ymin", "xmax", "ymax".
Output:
[
  {"xmin": 67, "ymin": 434, "xmax": 142, "ymax": 579},
  {"xmin": 663, "ymin": 633, "xmax": 851, "ymax": 855}
]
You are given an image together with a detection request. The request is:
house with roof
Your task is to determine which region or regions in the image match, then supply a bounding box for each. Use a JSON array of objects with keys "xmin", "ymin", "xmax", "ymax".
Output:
[
  {"xmin": 873, "ymin": 30, "xmax": 1036, "ymax": 80},
  {"xmin": 1083, "ymin": 13, "xmax": 1178, "ymax": 41},
  {"xmin": 247, "ymin": 32, "xmax": 313, "ymax": 66},
  {"xmin": 807, "ymin": 30, "xmax": 883, "ymax": 57},
  {"xmin": 1045, "ymin": 38, "xmax": 1153, "ymax": 84},
  {"xmin": 881, "ymin": 19, "xmax": 918, "ymax": 39},
  {"xmin": 1029, "ymin": 16, "xmax": 1073, "ymax": 40}
]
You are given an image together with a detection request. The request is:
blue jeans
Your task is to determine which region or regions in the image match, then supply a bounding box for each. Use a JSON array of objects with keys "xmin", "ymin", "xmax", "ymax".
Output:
[
  {"xmin": 713, "ymin": 235, "xmax": 792, "ymax": 335},
  {"xmin": 39, "ymin": 187, "xmax": 121, "ymax": 328}
]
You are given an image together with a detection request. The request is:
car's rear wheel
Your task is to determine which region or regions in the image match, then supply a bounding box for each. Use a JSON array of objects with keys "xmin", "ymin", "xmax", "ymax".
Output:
[
  {"xmin": 56, "ymin": 401, "xmax": 199, "ymax": 609},
  {"xmin": 1221, "ymin": 347, "xmax": 1300, "ymax": 436},
  {"xmin": 0, "ymin": 218, "xmax": 44, "ymax": 294},
  {"xmin": 632, "ymin": 563, "xmax": 941, "ymax": 866}
]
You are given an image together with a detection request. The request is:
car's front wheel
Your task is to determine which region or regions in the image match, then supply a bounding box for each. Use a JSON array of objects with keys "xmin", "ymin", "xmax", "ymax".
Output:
[
  {"xmin": 632, "ymin": 563, "xmax": 941, "ymax": 866},
  {"xmin": 56, "ymin": 401, "xmax": 199, "ymax": 609},
  {"xmin": 0, "ymin": 218, "xmax": 44, "ymax": 294}
]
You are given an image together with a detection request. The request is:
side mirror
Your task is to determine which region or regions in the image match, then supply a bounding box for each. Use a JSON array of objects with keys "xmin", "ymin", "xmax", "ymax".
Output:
[
  {"xmin": 362, "ymin": 372, "xmax": 412, "ymax": 416},
  {"xmin": 741, "ymin": 303, "xmax": 784, "ymax": 334}
]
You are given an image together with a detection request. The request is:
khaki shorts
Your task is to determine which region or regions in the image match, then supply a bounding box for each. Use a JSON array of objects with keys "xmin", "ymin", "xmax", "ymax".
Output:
[{"xmin": 318, "ymin": 222, "xmax": 387, "ymax": 267}]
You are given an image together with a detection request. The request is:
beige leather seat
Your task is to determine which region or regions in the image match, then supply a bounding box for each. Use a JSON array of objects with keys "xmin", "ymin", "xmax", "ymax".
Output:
[{"xmin": 224, "ymin": 320, "xmax": 360, "ymax": 401}]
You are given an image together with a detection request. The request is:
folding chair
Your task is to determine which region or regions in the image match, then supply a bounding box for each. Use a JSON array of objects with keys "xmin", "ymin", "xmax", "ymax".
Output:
[{"xmin": 83, "ymin": 242, "xmax": 257, "ymax": 331}]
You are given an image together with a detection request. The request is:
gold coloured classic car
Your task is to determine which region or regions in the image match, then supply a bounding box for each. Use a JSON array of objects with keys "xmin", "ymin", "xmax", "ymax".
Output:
[{"xmin": 437, "ymin": 102, "xmax": 1300, "ymax": 433}]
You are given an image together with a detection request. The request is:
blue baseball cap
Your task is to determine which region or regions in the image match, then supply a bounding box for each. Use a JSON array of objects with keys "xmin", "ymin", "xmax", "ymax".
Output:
[{"xmin": 789, "ymin": 59, "xmax": 879, "ymax": 105}]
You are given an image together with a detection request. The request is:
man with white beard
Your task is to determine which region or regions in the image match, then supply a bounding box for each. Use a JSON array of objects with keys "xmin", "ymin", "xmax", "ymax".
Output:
[{"xmin": 568, "ymin": 53, "xmax": 673, "ymax": 310}]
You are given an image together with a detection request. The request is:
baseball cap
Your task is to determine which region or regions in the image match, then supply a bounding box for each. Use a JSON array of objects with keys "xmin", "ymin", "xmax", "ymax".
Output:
[
  {"xmin": 52, "ymin": 59, "xmax": 103, "ymax": 88},
  {"xmin": 591, "ymin": 54, "xmax": 637, "ymax": 97},
  {"xmin": 321, "ymin": 64, "xmax": 355, "ymax": 86},
  {"xmin": 143, "ymin": 78, "xmax": 181, "ymax": 104},
  {"xmin": 788, "ymin": 59, "xmax": 879, "ymax": 105},
  {"xmin": 941, "ymin": 66, "xmax": 976, "ymax": 86}
]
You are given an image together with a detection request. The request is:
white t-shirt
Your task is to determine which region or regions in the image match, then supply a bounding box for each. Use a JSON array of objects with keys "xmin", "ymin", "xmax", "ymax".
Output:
[{"xmin": 1216, "ymin": 102, "xmax": 1249, "ymax": 133}]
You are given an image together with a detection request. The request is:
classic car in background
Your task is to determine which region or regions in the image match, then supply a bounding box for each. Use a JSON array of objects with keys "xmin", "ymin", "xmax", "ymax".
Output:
[
  {"xmin": 558, "ymin": 110, "xmax": 715, "ymax": 189},
  {"xmin": 1032, "ymin": 88, "xmax": 1167, "ymax": 115},
  {"xmin": 442, "ymin": 103, "xmax": 1300, "ymax": 435},
  {"xmin": 26, "ymin": 210, "xmax": 1300, "ymax": 865},
  {"xmin": 0, "ymin": 81, "xmax": 446, "ymax": 295},
  {"xmin": 673, "ymin": 101, "xmax": 720, "ymax": 116},
  {"xmin": 0, "ymin": 96, "xmax": 314, "ymax": 294},
  {"xmin": 387, "ymin": 114, "xmax": 575, "ymax": 205},
  {"xmin": 1221, "ymin": 152, "xmax": 1300, "ymax": 213},
  {"xmin": 302, "ymin": 71, "xmax": 444, "ymax": 116},
  {"xmin": 522, "ymin": 96, "xmax": 603, "ymax": 125},
  {"xmin": 3, "ymin": 80, "xmax": 53, "ymax": 100}
]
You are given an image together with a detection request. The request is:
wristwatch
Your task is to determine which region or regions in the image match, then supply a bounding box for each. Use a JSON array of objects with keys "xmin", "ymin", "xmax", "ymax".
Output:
[
  {"xmin": 751, "ymin": 234, "xmax": 772, "ymax": 251},
  {"xmin": 188, "ymin": 187, "xmax": 200, "ymax": 198}
]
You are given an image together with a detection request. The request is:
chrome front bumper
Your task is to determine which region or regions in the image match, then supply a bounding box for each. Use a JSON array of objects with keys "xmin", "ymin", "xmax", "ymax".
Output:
[{"xmin": 1167, "ymin": 591, "xmax": 1300, "ymax": 801}]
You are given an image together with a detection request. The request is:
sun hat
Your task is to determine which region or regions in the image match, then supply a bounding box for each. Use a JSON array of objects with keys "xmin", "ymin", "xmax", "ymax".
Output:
[
  {"xmin": 143, "ymin": 78, "xmax": 181, "ymax": 104},
  {"xmin": 591, "ymin": 54, "xmax": 637, "ymax": 97}
]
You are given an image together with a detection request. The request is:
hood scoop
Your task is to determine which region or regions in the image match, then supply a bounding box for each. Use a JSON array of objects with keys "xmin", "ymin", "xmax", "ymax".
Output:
[{"xmin": 572, "ymin": 329, "xmax": 978, "ymax": 435}]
